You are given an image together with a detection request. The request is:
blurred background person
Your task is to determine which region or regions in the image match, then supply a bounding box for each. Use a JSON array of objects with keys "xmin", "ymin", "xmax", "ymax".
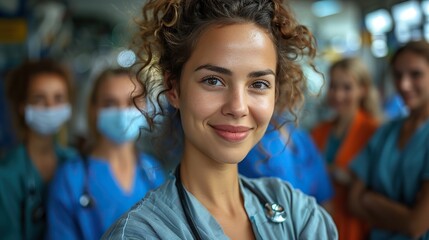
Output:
[
  {"xmin": 312, "ymin": 57, "xmax": 382, "ymax": 240},
  {"xmin": 0, "ymin": 59, "xmax": 76, "ymax": 240},
  {"xmin": 47, "ymin": 68, "xmax": 165, "ymax": 240},
  {"xmin": 349, "ymin": 40, "xmax": 429, "ymax": 239},
  {"xmin": 239, "ymin": 117, "xmax": 334, "ymax": 210}
]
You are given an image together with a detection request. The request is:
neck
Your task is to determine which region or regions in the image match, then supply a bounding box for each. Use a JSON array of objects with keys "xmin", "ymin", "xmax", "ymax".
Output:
[
  {"xmin": 26, "ymin": 131, "xmax": 55, "ymax": 155},
  {"xmin": 91, "ymin": 138, "xmax": 136, "ymax": 167},
  {"xmin": 179, "ymin": 146, "xmax": 242, "ymax": 213}
]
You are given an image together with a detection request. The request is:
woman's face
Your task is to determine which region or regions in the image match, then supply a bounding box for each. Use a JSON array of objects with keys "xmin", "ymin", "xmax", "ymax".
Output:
[
  {"xmin": 327, "ymin": 68, "xmax": 363, "ymax": 117},
  {"xmin": 169, "ymin": 23, "xmax": 277, "ymax": 165},
  {"xmin": 26, "ymin": 73, "xmax": 69, "ymax": 108},
  {"xmin": 393, "ymin": 51, "xmax": 429, "ymax": 111}
]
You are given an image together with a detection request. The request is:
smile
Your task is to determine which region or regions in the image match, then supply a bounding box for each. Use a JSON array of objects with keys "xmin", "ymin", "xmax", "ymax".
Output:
[{"xmin": 210, "ymin": 124, "xmax": 252, "ymax": 142}]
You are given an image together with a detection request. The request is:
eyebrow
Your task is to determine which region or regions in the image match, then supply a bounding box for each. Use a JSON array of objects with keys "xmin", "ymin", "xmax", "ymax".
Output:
[{"xmin": 195, "ymin": 64, "xmax": 275, "ymax": 78}]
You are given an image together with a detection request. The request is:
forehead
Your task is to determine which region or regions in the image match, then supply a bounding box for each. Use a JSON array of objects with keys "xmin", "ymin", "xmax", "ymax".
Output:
[
  {"xmin": 28, "ymin": 73, "xmax": 67, "ymax": 92},
  {"xmin": 330, "ymin": 68, "xmax": 355, "ymax": 82},
  {"xmin": 98, "ymin": 75, "xmax": 134, "ymax": 94},
  {"xmin": 393, "ymin": 51, "xmax": 429, "ymax": 71},
  {"xmin": 185, "ymin": 23, "xmax": 277, "ymax": 70}
]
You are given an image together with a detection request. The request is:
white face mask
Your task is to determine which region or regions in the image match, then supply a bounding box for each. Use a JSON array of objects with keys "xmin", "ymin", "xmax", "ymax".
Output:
[{"xmin": 25, "ymin": 104, "xmax": 72, "ymax": 135}]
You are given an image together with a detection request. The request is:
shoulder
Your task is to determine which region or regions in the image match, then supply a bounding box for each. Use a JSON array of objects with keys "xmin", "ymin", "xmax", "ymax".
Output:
[
  {"xmin": 371, "ymin": 118, "xmax": 402, "ymax": 140},
  {"xmin": 357, "ymin": 111, "xmax": 381, "ymax": 130},
  {"xmin": 241, "ymin": 177, "xmax": 337, "ymax": 238},
  {"xmin": 102, "ymin": 178, "xmax": 184, "ymax": 239},
  {"xmin": 51, "ymin": 155, "xmax": 85, "ymax": 190},
  {"xmin": 138, "ymin": 152, "xmax": 162, "ymax": 167},
  {"xmin": 0, "ymin": 144, "xmax": 27, "ymax": 168}
]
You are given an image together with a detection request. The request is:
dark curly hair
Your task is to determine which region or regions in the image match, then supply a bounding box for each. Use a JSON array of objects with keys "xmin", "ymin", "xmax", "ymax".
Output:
[{"xmin": 132, "ymin": 0, "xmax": 317, "ymax": 159}]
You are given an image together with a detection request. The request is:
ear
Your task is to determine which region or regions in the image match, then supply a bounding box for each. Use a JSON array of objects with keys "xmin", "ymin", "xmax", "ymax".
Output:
[{"xmin": 164, "ymin": 73, "xmax": 180, "ymax": 109}]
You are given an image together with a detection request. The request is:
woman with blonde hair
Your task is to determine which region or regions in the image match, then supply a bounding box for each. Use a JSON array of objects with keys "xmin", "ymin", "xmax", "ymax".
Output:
[{"xmin": 312, "ymin": 57, "xmax": 382, "ymax": 240}]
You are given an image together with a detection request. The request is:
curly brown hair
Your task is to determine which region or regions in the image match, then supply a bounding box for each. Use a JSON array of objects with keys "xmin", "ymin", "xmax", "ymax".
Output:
[
  {"xmin": 132, "ymin": 0, "xmax": 317, "ymax": 157},
  {"xmin": 5, "ymin": 59, "xmax": 74, "ymax": 140}
]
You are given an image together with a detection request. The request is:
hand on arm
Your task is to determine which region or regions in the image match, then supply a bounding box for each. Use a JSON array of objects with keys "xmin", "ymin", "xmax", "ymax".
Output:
[
  {"xmin": 347, "ymin": 177, "xmax": 374, "ymax": 224},
  {"xmin": 362, "ymin": 181, "xmax": 429, "ymax": 238}
]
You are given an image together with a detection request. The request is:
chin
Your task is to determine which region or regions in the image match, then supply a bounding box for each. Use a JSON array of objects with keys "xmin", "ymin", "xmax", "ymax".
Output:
[{"xmin": 213, "ymin": 151, "xmax": 249, "ymax": 166}]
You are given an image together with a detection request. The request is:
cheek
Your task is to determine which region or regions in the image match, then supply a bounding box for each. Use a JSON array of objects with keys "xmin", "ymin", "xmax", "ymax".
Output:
[
  {"xmin": 180, "ymin": 90, "xmax": 221, "ymax": 120},
  {"xmin": 250, "ymin": 96, "xmax": 274, "ymax": 125}
]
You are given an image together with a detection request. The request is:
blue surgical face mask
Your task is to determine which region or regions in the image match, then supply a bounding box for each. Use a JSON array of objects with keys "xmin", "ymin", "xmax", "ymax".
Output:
[
  {"xmin": 97, "ymin": 107, "xmax": 147, "ymax": 144},
  {"xmin": 25, "ymin": 104, "xmax": 72, "ymax": 135}
]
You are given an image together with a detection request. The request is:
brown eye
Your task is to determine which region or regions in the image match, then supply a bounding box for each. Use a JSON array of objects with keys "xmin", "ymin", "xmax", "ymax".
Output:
[
  {"xmin": 202, "ymin": 76, "xmax": 224, "ymax": 86},
  {"xmin": 250, "ymin": 80, "xmax": 270, "ymax": 90}
]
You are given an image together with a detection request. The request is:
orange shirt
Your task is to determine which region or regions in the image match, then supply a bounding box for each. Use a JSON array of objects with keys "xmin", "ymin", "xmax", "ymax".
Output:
[{"xmin": 311, "ymin": 110, "xmax": 380, "ymax": 240}]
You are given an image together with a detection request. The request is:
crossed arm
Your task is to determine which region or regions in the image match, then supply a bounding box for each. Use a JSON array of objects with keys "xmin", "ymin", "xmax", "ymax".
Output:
[{"xmin": 348, "ymin": 178, "xmax": 429, "ymax": 238}]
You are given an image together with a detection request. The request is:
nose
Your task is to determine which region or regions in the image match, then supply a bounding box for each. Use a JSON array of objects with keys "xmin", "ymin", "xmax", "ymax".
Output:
[
  {"xmin": 221, "ymin": 87, "xmax": 249, "ymax": 119},
  {"xmin": 45, "ymin": 97, "xmax": 56, "ymax": 108}
]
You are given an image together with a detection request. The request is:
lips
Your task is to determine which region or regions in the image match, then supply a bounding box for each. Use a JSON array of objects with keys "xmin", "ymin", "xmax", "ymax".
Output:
[{"xmin": 210, "ymin": 124, "xmax": 252, "ymax": 142}]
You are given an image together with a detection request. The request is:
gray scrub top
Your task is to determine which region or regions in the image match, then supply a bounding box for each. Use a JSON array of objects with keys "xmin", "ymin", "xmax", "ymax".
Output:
[{"xmin": 103, "ymin": 175, "xmax": 338, "ymax": 239}]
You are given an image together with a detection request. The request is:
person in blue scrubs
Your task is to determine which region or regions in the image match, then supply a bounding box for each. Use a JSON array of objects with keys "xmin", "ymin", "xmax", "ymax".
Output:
[
  {"xmin": 47, "ymin": 68, "xmax": 165, "ymax": 240},
  {"xmin": 349, "ymin": 40, "xmax": 429, "ymax": 239},
  {"xmin": 239, "ymin": 122, "xmax": 334, "ymax": 208},
  {"xmin": 0, "ymin": 59, "xmax": 77, "ymax": 240},
  {"xmin": 102, "ymin": 0, "xmax": 337, "ymax": 239}
]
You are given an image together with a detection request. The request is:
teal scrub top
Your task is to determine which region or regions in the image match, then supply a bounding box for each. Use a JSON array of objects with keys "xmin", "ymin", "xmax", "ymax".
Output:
[
  {"xmin": 350, "ymin": 118, "xmax": 429, "ymax": 239},
  {"xmin": 103, "ymin": 174, "xmax": 338, "ymax": 239},
  {"xmin": 0, "ymin": 144, "xmax": 76, "ymax": 240}
]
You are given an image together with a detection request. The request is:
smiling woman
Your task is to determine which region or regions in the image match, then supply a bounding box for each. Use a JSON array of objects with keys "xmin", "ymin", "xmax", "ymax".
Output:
[{"xmin": 102, "ymin": 0, "xmax": 338, "ymax": 239}]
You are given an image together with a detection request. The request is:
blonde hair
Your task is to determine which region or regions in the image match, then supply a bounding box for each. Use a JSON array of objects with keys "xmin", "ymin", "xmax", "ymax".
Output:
[{"xmin": 329, "ymin": 57, "xmax": 382, "ymax": 119}]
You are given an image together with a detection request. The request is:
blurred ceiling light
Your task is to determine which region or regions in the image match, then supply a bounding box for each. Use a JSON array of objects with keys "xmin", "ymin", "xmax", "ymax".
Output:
[
  {"xmin": 371, "ymin": 39, "xmax": 388, "ymax": 58},
  {"xmin": 330, "ymin": 36, "xmax": 347, "ymax": 53},
  {"xmin": 392, "ymin": 1, "xmax": 422, "ymax": 27},
  {"xmin": 423, "ymin": 0, "xmax": 429, "ymax": 16},
  {"xmin": 365, "ymin": 9, "xmax": 393, "ymax": 34},
  {"xmin": 395, "ymin": 23, "xmax": 412, "ymax": 43},
  {"xmin": 117, "ymin": 49, "xmax": 136, "ymax": 68},
  {"xmin": 311, "ymin": 0, "xmax": 341, "ymax": 18},
  {"xmin": 346, "ymin": 32, "xmax": 362, "ymax": 52}
]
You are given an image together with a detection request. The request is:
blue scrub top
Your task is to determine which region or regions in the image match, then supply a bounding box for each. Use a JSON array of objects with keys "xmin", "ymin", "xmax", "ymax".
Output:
[
  {"xmin": 102, "ymin": 174, "xmax": 338, "ymax": 239},
  {"xmin": 47, "ymin": 153, "xmax": 165, "ymax": 240},
  {"xmin": 350, "ymin": 118, "xmax": 429, "ymax": 239},
  {"xmin": 0, "ymin": 144, "xmax": 76, "ymax": 240},
  {"xmin": 239, "ymin": 124, "xmax": 334, "ymax": 204}
]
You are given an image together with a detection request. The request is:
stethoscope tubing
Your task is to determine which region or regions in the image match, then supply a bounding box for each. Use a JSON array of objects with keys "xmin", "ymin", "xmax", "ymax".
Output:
[{"xmin": 174, "ymin": 165, "xmax": 286, "ymax": 239}]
